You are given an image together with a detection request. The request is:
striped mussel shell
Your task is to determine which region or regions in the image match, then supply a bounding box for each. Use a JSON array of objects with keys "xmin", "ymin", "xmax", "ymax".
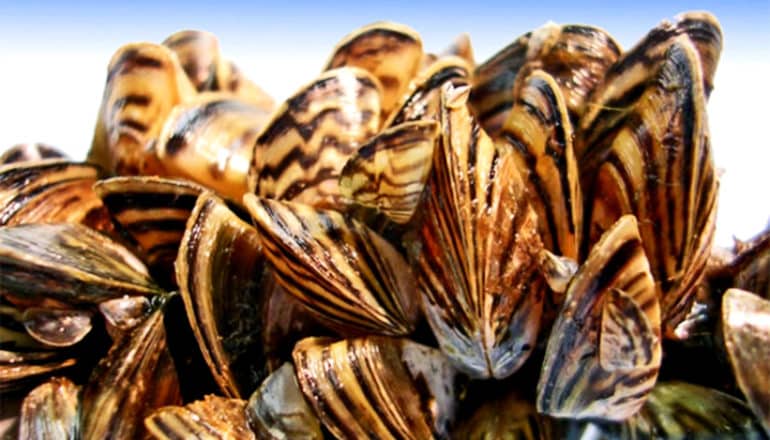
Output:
[
  {"xmin": 0, "ymin": 330, "xmax": 77, "ymax": 393},
  {"xmin": 248, "ymin": 67, "xmax": 382, "ymax": 210},
  {"xmin": 470, "ymin": 22, "xmax": 621, "ymax": 135},
  {"xmin": 163, "ymin": 30, "xmax": 275, "ymax": 111},
  {"xmin": 292, "ymin": 336, "xmax": 458, "ymax": 440},
  {"xmin": 339, "ymin": 120, "xmax": 439, "ymax": 224},
  {"xmin": 155, "ymin": 93, "xmax": 271, "ymax": 201},
  {"xmin": 415, "ymin": 82, "xmax": 544, "ymax": 379},
  {"xmin": 725, "ymin": 228, "xmax": 770, "ymax": 300},
  {"xmin": 0, "ymin": 143, "xmax": 66, "ymax": 165},
  {"xmin": 722, "ymin": 289, "xmax": 770, "ymax": 436},
  {"xmin": 94, "ymin": 176, "xmax": 206, "ymax": 286},
  {"xmin": 243, "ymin": 195, "xmax": 420, "ymax": 336},
  {"xmin": 88, "ymin": 42, "xmax": 196, "ymax": 176},
  {"xmin": 81, "ymin": 297, "xmax": 182, "ymax": 440},
  {"xmin": 18, "ymin": 377, "xmax": 80, "ymax": 440},
  {"xmin": 145, "ymin": 395, "xmax": 255, "ymax": 440},
  {"xmin": 325, "ymin": 22, "xmax": 423, "ymax": 119},
  {"xmin": 245, "ymin": 362, "xmax": 323, "ymax": 439},
  {"xmin": 578, "ymin": 34, "xmax": 718, "ymax": 339},
  {"xmin": 537, "ymin": 215, "xmax": 662, "ymax": 420},
  {"xmin": 0, "ymin": 223, "xmax": 161, "ymax": 307},
  {"xmin": 0, "ymin": 160, "xmax": 114, "ymax": 234},
  {"xmin": 175, "ymin": 192, "xmax": 268, "ymax": 398}
]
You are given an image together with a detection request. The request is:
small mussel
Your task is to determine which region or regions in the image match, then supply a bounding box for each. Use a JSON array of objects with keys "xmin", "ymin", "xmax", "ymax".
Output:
[
  {"xmin": 0, "ymin": 143, "xmax": 67, "ymax": 165},
  {"xmin": 18, "ymin": 377, "xmax": 79, "ymax": 439}
]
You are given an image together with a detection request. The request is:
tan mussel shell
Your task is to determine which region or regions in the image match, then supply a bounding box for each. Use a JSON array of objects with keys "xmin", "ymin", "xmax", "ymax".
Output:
[
  {"xmin": 537, "ymin": 215, "xmax": 661, "ymax": 421},
  {"xmin": 176, "ymin": 192, "xmax": 267, "ymax": 398},
  {"xmin": 145, "ymin": 395, "xmax": 255, "ymax": 440},
  {"xmin": 244, "ymin": 195, "xmax": 419, "ymax": 336},
  {"xmin": 292, "ymin": 336, "xmax": 458, "ymax": 440},
  {"xmin": 579, "ymin": 35, "xmax": 717, "ymax": 339},
  {"xmin": 325, "ymin": 22, "xmax": 423, "ymax": 119},
  {"xmin": 0, "ymin": 160, "xmax": 114, "ymax": 234},
  {"xmin": 415, "ymin": 82, "xmax": 543, "ymax": 379},
  {"xmin": 722, "ymin": 288, "xmax": 770, "ymax": 436},
  {"xmin": 18, "ymin": 377, "xmax": 79, "ymax": 440},
  {"xmin": 0, "ymin": 143, "xmax": 66, "ymax": 165},
  {"xmin": 248, "ymin": 67, "xmax": 382, "ymax": 210}
]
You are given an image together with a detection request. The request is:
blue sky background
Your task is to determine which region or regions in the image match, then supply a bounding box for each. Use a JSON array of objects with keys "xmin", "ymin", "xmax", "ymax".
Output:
[{"xmin": 0, "ymin": 1, "xmax": 768, "ymax": 244}]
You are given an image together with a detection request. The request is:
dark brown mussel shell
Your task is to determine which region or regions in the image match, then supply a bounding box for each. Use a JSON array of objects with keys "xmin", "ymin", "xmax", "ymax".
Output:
[
  {"xmin": 145, "ymin": 395, "xmax": 255, "ymax": 440},
  {"xmin": 724, "ymin": 228, "xmax": 770, "ymax": 300},
  {"xmin": 244, "ymin": 195, "xmax": 419, "ymax": 336},
  {"xmin": 81, "ymin": 296, "xmax": 182, "ymax": 439},
  {"xmin": 325, "ymin": 22, "xmax": 423, "ymax": 119},
  {"xmin": 471, "ymin": 22, "xmax": 621, "ymax": 135},
  {"xmin": 98, "ymin": 295, "xmax": 153, "ymax": 340},
  {"xmin": 722, "ymin": 288, "xmax": 770, "ymax": 436},
  {"xmin": 0, "ymin": 143, "xmax": 67, "ymax": 165},
  {"xmin": 339, "ymin": 120, "xmax": 438, "ymax": 224},
  {"xmin": 0, "ymin": 350, "xmax": 76, "ymax": 394},
  {"xmin": 163, "ymin": 30, "xmax": 274, "ymax": 111},
  {"xmin": 537, "ymin": 215, "xmax": 661, "ymax": 420},
  {"xmin": 176, "ymin": 192, "xmax": 267, "ymax": 398},
  {"xmin": 94, "ymin": 176, "xmax": 206, "ymax": 286},
  {"xmin": 292, "ymin": 336, "xmax": 458, "ymax": 439},
  {"xmin": 248, "ymin": 67, "xmax": 382, "ymax": 210},
  {"xmin": 579, "ymin": 36, "xmax": 717, "ymax": 339},
  {"xmin": 155, "ymin": 94, "xmax": 271, "ymax": 201},
  {"xmin": 415, "ymin": 83, "xmax": 543, "ymax": 379},
  {"xmin": 245, "ymin": 362, "xmax": 323, "ymax": 440},
  {"xmin": 0, "ymin": 160, "xmax": 114, "ymax": 233},
  {"xmin": 18, "ymin": 377, "xmax": 79, "ymax": 439},
  {"xmin": 0, "ymin": 223, "xmax": 161, "ymax": 307},
  {"xmin": 88, "ymin": 42, "xmax": 196, "ymax": 176}
]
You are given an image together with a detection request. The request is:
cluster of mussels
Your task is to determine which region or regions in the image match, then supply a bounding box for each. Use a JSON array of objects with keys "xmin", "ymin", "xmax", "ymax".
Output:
[{"xmin": 2, "ymin": 11, "xmax": 770, "ymax": 440}]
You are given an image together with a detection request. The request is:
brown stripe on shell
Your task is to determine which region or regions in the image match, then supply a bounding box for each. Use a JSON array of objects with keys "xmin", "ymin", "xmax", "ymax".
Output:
[
  {"xmin": 325, "ymin": 22, "xmax": 423, "ymax": 119},
  {"xmin": 0, "ymin": 356, "xmax": 77, "ymax": 393},
  {"xmin": 726, "ymin": 229, "xmax": 770, "ymax": 300},
  {"xmin": 176, "ymin": 192, "xmax": 267, "ymax": 398},
  {"xmin": 577, "ymin": 11, "xmax": 722, "ymax": 162},
  {"xmin": 722, "ymin": 289, "xmax": 770, "ymax": 436},
  {"xmin": 292, "ymin": 336, "xmax": 457, "ymax": 440},
  {"xmin": 340, "ymin": 120, "xmax": 438, "ymax": 224},
  {"xmin": 416, "ymin": 83, "xmax": 544, "ymax": 379},
  {"xmin": 0, "ymin": 160, "xmax": 114, "ymax": 233},
  {"xmin": 88, "ymin": 43, "xmax": 196, "ymax": 176},
  {"xmin": 81, "ymin": 302, "xmax": 181, "ymax": 439},
  {"xmin": 581, "ymin": 37, "xmax": 717, "ymax": 338},
  {"xmin": 385, "ymin": 56, "xmax": 471, "ymax": 127},
  {"xmin": 537, "ymin": 215, "xmax": 661, "ymax": 421},
  {"xmin": 0, "ymin": 143, "xmax": 66, "ymax": 165},
  {"xmin": 18, "ymin": 377, "xmax": 79, "ymax": 440},
  {"xmin": 145, "ymin": 395, "xmax": 255, "ymax": 440},
  {"xmin": 249, "ymin": 67, "xmax": 382, "ymax": 210},
  {"xmin": 156, "ymin": 94, "xmax": 270, "ymax": 200},
  {"xmin": 0, "ymin": 223, "xmax": 161, "ymax": 307},
  {"xmin": 243, "ymin": 195, "xmax": 419, "ymax": 336},
  {"xmin": 471, "ymin": 22, "xmax": 620, "ymax": 135}
]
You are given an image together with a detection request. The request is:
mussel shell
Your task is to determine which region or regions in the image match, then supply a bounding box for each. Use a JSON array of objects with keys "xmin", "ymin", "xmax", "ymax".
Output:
[
  {"xmin": 580, "ymin": 36, "xmax": 716, "ymax": 338},
  {"xmin": 727, "ymin": 229, "xmax": 770, "ymax": 300},
  {"xmin": 0, "ymin": 143, "xmax": 66, "ymax": 165},
  {"xmin": 339, "ymin": 120, "xmax": 438, "ymax": 224},
  {"xmin": 245, "ymin": 362, "xmax": 323, "ymax": 440},
  {"xmin": 537, "ymin": 215, "xmax": 661, "ymax": 421},
  {"xmin": 325, "ymin": 22, "xmax": 423, "ymax": 118},
  {"xmin": 98, "ymin": 295, "xmax": 153, "ymax": 340},
  {"xmin": 722, "ymin": 288, "xmax": 770, "ymax": 436},
  {"xmin": 88, "ymin": 42, "xmax": 196, "ymax": 176},
  {"xmin": 0, "ymin": 354, "xmax": 76, "ymax": 393},
  {"xmin": 244, "ymin": 195, "xmax": 419, "ymax": 336},
  {"xmin": 292, "ymin": 336, "xmax": 458, "ymax": 440},
  {"xmin": 81, "ymin": 298, "xmax": 182, "ymax": 439},
  {"xmin": 176, "ymin": 192, "xmax": 267, "ymax": 398},
  {"xmin": 0, "ymin": 223, "xmax": 161, "ymax": 307},
  {"xmin": 94, "ymin": 176, "xmax": 206, "ymax": 286},
  {"xmin": 22, "ymin": 308, "xmax": 93, "ymax": 348},
  {"xmin": 156, "ymin": 94, "xmax": 271, "ymax": 201},
  {"xmin": 416, "ymin": 83, "xmax": 543, "ymax": 379},
  {"xmin": 0, "ymin": 161, "xmax": 114, "ymax": 233},
  {"xmin": 249, "ymin": 67, "xmax": 382, "ymax": 210},
  {"xmin": 145, "ymin": 395, "xmax": 255, "ymax": 440},
  {"xmin": 438, "ymin": 33, "xmax": 475, "ymax": 68},
  {"xmin": 18, "ymin": 377, "xmax": 79, "ymax": 440}
]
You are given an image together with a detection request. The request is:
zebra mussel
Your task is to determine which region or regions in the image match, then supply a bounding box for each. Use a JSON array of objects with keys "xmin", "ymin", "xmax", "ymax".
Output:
[{"xmin": 1, "ymin": 11, "xmax": 769, "ymax": 440}]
